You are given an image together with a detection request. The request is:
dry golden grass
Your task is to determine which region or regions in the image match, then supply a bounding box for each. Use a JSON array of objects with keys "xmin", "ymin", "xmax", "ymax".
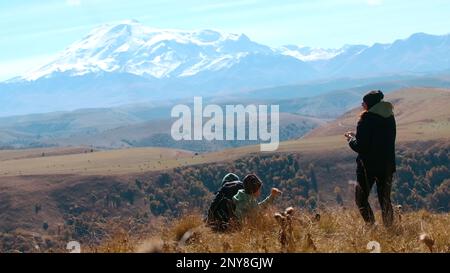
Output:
[
  {"xmin": 94, "ymin": 208, "xmax": 450, "ymax": 253},
  {"xmin": 0, "ymin": 147, "xmax": 197, "ymax": 177},
  {"xmin": 91, "ymin": 230, "xmax": 136, "ymax": 253},
  {"xmin": 0, "ymin": 135, "xmax": 371, "ymax": 178},
  {"xmin": 0, "ymin": 147, "xmax": 93, "ymax": 162}
]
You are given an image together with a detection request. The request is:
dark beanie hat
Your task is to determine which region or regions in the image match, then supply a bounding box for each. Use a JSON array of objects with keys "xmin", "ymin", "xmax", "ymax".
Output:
[
  {"xmin": 243, "ymin": 174, "xmax": 262, "ymax": 194},
  {"xmin": 222, "ymin": 173, "xmax": 240, "ymax": 185},
  {"xmin": 363, "ymin": 90, "xmax": 384, "ymax": 109}
]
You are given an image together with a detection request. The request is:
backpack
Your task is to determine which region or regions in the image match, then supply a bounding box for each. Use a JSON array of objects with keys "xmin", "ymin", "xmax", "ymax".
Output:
[{"xmin": 206, "ymin": 181, "xmax": 244, "ymax": 231}]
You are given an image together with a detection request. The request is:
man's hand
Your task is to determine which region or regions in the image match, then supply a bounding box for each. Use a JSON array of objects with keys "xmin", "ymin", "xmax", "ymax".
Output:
[
  {"xmin": 271, "ymin": 188, "xmax": 282, "ymax": 197},
  {"xmin": 344, "ymin": 131, "xmax": 355, "ymax": 142}
]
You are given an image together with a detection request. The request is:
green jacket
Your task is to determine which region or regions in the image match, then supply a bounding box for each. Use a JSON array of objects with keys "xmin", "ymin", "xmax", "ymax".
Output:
[{"xmin": 233, "ymin": 189, "xmax": 275, "ymax": 222}]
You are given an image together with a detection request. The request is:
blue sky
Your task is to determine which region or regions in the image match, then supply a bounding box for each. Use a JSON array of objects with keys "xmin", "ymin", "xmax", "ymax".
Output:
[{"xmin": 1, "ymin": 0, "xmax": 450, "ymax": 80}]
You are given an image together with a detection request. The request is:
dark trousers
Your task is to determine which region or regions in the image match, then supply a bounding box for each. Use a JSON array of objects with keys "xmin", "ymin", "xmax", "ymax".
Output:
[{"xmin": 355, "ymin": 161, "xmax": 394, "ymax": 227}]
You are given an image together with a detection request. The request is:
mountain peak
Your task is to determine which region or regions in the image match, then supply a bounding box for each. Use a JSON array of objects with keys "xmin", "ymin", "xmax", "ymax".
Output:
[
  {"xmin": 14, "ymin": 26, "xmax": 450, "ymax": 83},
  {"xmin": 408, "ymin": 32, "xmax": 432, "ymax": 39},
  {"xmin": 278, "ymin": 45, "xmax": 344, "ymax": 61},
  {"xmin": 20, "ymin": 22, "xmax": 270, "ymax": 81}
]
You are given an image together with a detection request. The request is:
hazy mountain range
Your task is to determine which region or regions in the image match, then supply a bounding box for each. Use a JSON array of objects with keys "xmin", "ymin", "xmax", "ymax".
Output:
[{"xmin": 1, "ymin": 20, "xmax": 450, "ymax": 117}]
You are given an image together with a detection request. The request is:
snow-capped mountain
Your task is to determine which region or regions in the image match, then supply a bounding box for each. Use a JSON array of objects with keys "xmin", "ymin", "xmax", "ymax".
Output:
[
  {"xmin": 22, "ymin": 20, "xmax": 275, "ymax": 81},
  {"xmin": 1, "ymin": 20, "xmax": 319, "ymax": 116},
  {"xmin": 1, "ymin": 20, "xmax": 450, "ymax": 117},
  {"xmin": 277, "ymin": 45, "xmax": 345, "ymax": 61},
  {"xmin": 17, "ymin": 21, "xmax": 450, "ymax": 84},
  {"xmin": 327, "ymin": 32, "xmax": 450, "ymax": 77}
]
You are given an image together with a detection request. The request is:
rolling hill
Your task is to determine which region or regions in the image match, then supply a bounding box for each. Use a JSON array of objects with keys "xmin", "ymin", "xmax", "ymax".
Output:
[
  {"xmin": 0, "ymin": 87, "xmax": 448, "ymax": 177},
  {"xmin": 0, "ymin": 109, "xmax": 326, "ymax": 150},
  {"xmin": 2, "ymin": 74, "xmax": 450, "ymax": 150},
  {"xmin": 52, "ymin": 112, "xmax": 326, "ymax": 151},
  {"xmin": 306, "ymin": 88, "xmax": 450, "ymax": 141},
  {"xmin": 0, "ymin": 87, "xmax": 448, "ymax": 253}
]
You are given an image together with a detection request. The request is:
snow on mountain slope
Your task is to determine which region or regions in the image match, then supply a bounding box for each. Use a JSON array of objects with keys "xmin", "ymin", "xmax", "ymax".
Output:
[
  {"xmin": 22, "ymin": 20, "xmax": 273, "ymax": 81},
  {"xmin": 14, "ymin": 21, "xmax": 450, "ymax": 83},
  {"xmin": 3, "ymin": 21, "xmax": 450, "ymax": 117},
  {"xmin": 278, "ymin": 45, "xmax": 344, "ymax": 61}
]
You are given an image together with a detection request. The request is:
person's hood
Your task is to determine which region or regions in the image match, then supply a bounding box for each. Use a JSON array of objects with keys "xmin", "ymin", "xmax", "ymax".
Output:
[
  {"xmin": 233, "ymin": 189, "xmax": 251, "ymax": 202},
  {"xmin": 222, "ymin": 173, "xmax": 240, "ymax": 185},
  {"xmin": 369, "ymin": 101, "xmax": 394, "ymax": 118}
]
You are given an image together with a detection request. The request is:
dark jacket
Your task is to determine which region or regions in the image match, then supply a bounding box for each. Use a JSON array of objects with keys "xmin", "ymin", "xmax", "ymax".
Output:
[
  {"xmin": 349, "ymin": 101, "xmax": 396, "ymax": 177},
  {"xmin": 206, "ymin": 181, "xmax": 244, "ymax": 229}
]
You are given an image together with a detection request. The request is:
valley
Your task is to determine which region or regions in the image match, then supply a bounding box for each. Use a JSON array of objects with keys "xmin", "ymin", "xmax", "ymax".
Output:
[
  {"xmin": 0, "ymin": 87, "xmax": 448, "ymax": 252},
  {"xmin": 1, "ymin": 88, "xmax": 448, "ymax": 177}
]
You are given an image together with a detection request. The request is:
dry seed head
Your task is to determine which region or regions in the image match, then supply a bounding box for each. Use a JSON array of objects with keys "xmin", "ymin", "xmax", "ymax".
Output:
[
  {"xmin": 274, "ymin": 213, "xmax": 285, "ymax": 223},
  {"xmin": 135, "ymin": 238, "xmax": 164, "ymax": 253},
  {"xmin": 178, "ymin": 229, "xmax": 195, "ymax": 248},
  {"xmin": 306, "ymin": 233, "xmax": 317, "ymax": 251},
  {"xmin": 314, "ymin": 213, "xmax": 321, "ymax": 222},
  {"xmin": 285, "ymin": 207, "xmax": 295, "ymax": 215},
  {"xmin": 419, "ymin": 233, "xmax": 434, "ymax": 252}
]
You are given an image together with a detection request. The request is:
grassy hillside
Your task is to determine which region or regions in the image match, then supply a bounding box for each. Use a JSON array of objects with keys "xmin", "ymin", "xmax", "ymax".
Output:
[
  {"xmin": 1, "ymin": 140, "xmax": 447, "ymax": 253},
  {"xmin": 0, "ymin": 147, "xmax": 194, "ymax": 177},
  {"xmin": 0, "ymin": 146, "xmax": 94, "ymax": 162},
  {"xmin": 307, "ymin": 88, "xmax": 450, "ymax": 140},
  {"xmin": 3, "ymin": 76, "xmax": 449, "ymax": 151},
  {"xmin": 0, "ymin": 87, "xmax": 448, "ymax": 253},
  {"xmin": 3, "ymin": 88, "xmax": 448, "ymax": 177},
  {"xmin": 93, "ymin": 209, "xmax": 450, "ymax": 253}
]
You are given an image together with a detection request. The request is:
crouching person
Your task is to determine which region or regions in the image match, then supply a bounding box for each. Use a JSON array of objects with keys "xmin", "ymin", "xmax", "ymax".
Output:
[
  {"xmin": 233, "ymin": 174, "xmax": 282, "ymax": 225},
  {"xmin": 206, "ymin": 173, "xmax": 243, "ymax": 232}
]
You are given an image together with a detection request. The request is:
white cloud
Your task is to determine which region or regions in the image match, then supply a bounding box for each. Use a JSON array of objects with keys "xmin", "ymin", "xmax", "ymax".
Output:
[
  {"xmin": 366, "ymin": 0, "xmax": 383, "ymax": 6},
  {"xmin": 66, "ymin": 0, "xmax": 81, "ymax": 7}
]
